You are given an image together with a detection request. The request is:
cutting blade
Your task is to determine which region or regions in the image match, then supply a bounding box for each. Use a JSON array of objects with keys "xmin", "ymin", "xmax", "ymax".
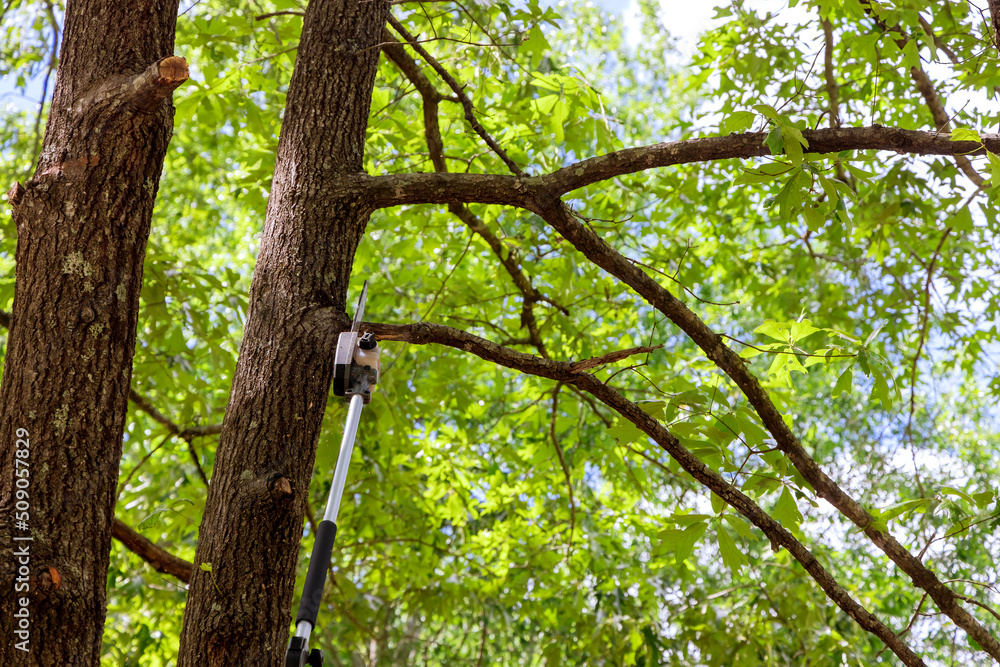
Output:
[{"xmin": 351, "ymin": 281, "xmax": 368, "ymax": 333}]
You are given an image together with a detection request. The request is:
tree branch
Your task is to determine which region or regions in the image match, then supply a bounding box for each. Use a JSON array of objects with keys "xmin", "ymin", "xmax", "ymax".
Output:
[
  {"xmin": 549, "ymin": 384, "xmax": 576, "ymax": 554},
  {"xmin": 360, "ymin": 115, "xmax": 1000, "ymax": 660},
  {"xmin": 128, "ymin": 387, "xmax": 217, "ymax": 487},
  {"xmin": 530, "ymin": 127, "xmax": 995, "ymax": 197},
  {"xmin": 523, "ymin": 191, "xmax": 1000, "ymax": 660},
  {"xmin": 991, "ymin": 1, "xmax": 1000, "ymax": 56},
  {"xmin": 568, "ymin": 344, "xmax": 662, "ymax": 371},
  {"xmin": 858, "ymin": 0, "xmax": 985, "ymax": 186},
  {"xmin": 382, "ymin": 27, "xmax": 566, "ymax": 357},
  {"xmin": 127, "ymin": 388, "xmax": 222, "ymax": 442},
  {"xmin": 112, "ymin": 517, "xmax": 193, "ymax": 583},
  {"xmin": 365, "ymin": 320, "xmax": 926, "ymax": 667},
  {"xmin": 125, "ymin": 56, "xmax": 189, "ymax": 112},
  {"xmin": 359, "ymin": 127, "xmax": 999, "ymax": 210},
  {"xmin": 821, "ymin": 17, "xmax": 840, "ymax": 129},
  {"xmin": 386, "ymin": 14, "xmax": 525, "ymax": 176},
  {"xmin": 66, "ymin": 55, "xmax": 189, "ymax": 116}
]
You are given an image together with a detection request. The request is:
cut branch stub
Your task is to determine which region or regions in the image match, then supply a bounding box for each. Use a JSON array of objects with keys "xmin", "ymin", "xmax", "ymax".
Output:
[{"xmin": 125, "ymin": 55, "xmax": 190, "ymax": 112}]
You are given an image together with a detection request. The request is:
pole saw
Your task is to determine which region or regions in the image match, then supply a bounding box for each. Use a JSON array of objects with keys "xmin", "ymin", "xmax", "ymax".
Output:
[{"xmin": 286, "ymin": 281, "xmax": 380, "ymax": 667}]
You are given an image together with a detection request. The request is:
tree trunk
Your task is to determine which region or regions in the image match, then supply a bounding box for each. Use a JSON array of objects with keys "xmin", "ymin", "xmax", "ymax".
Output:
[
  {"xmin": 0, "ymin": 1, "xmax": 185, "ymax": 665},
  {"xmin": 177, "ymin": 1, "xmax": 388, "ymax": 664}
]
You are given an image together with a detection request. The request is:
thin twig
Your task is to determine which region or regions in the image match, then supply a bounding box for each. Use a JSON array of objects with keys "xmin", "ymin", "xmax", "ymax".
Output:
[
  {"xmin": 254, "ymin": 10, "xmax": 304, "ymax": 20},
  {"xmin": 117, "ymin": 433, "xmax": 173, "ymax": 502},
  {"xmin": 629, "ymin": 258, "xmax": 740, "ymax": 306},
  {"xmin": 549, "ymin": 384, "xmax": 576, "ymax": 555},
  {"xmin": 26, "ymin": 1, "xmax": 59, "ymax": 177},
  {"xmin": 387, "ymin": 14, "xmax": 525, "ymax": 176},
  {"xmin": 569, "ymin": 345, "xmax": 663, "ymax": 371}
]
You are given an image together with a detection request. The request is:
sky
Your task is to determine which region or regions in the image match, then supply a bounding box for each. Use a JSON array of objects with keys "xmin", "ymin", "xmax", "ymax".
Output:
[
  {"xmin": 0, "ymin": 1, "xmax": 725, "ymax": 114},
  {"xmin": 590, "ymin": 0, "xmax": 723, "ymax": 54}
]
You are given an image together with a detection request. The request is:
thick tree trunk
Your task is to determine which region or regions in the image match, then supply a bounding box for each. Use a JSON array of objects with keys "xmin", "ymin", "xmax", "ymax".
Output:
[
  {"xmin": 176, "ymin": 1, "xmax": 388, "ymax": 664},
  {"xmin": 0, "ymin": 1, "xmax": 184, "ymax": 665}
]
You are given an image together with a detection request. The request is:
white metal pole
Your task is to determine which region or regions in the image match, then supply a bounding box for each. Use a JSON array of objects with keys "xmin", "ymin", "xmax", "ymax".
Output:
[{"xmin": 323, "ymin": 393, "xmax": 365, "ymax": 524}]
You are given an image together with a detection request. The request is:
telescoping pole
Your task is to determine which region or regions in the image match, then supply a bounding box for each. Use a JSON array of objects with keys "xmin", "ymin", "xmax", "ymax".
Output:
[
  {"xmin": 295, "ymin": 392, "xmax": 364, "ymax": 631},
  {"xmin": 287, "ymin": 282, "xmax": 378, "ymax": 667},
  {"xmin": 287, "ymin": 390, "xmax": 366, "ymax": 667}
]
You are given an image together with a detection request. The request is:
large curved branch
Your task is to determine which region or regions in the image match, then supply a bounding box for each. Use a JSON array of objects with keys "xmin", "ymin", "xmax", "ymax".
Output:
[
  {"xmin": 361, "ymin": 118, "xmax": 1000, "ymax": 665},
  {"xmin": 366, "ymin": 320, "xmax": 926, "ymax": 667},
  {"xmin": 112, "ymin": 517, "xmax": 193, "ymax": 583},
  {"xmin": 360, "ymin": 127, "xmax": 997, "ymax": 210},
  {"xmin": 519, "ymin": 193, "xmax": 1000, "ymax": 660}
]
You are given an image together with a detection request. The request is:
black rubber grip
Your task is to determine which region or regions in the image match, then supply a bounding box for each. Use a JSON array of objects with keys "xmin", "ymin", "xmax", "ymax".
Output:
[{"xmin": 296, "ymin": 520, "xmax": 337, "ymax": 625}]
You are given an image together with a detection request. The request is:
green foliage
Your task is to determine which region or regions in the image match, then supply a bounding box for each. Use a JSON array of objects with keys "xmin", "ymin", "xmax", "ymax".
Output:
[{"xmin": 2, "ymin": 0, "xmax": 1000, "ymax": 665}]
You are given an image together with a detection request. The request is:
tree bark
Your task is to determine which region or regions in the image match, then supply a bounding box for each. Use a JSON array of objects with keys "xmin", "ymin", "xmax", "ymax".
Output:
[
  {"xmin": 176, "ymin": 1, "xmax": 388, "ymax": 664},
  {"xmin": 0, "ymin": 1, "xmax": 184, "ymax": 665}
]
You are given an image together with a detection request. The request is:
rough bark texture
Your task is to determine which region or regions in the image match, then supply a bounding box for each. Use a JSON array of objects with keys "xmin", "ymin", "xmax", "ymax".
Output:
[
  {"xmin": 991, "ymin": 1, "xmax": 1000, "ymax": 57},
  {"xmin": 0, "ymin": 1, "xmax": 183, "ymax": 665},
  {"xmin": 176, "ymin": 1, "xmax": 389, "ymax": 664},
  {"xmin": 317, "ymin": 128, "xmax": 1000, "ymax": 211}
]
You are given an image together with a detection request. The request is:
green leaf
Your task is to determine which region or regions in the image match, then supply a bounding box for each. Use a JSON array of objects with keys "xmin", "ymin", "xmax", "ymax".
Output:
[
  {"xmin": 987, "ymin": 152, "xmax": 1000, "ymax": 188},
  {"xmin": 863, "ymin": 325, "xmax": 884, "ymax": 347},
  {"xmin": 870, "ymin": 367, "xmax": 892, "ymax": 410},
  {"xmin": 720, "ymin": 110, "xmax": 756, "ymax": 134},
  {"xmin": 521, "ymin": 24, "xmax": 551, "ymax": 60},
  {"xmin": 950, "ymin": 127, "xmax": 982, "ymax": 143},
  {"xmin": 654, "ymin": 521, "xmax": 708, "ymax": 562},
  {"xmin": 765, "ymin": 126, "xmax": 783, "ymax": 156},
  {"xmin": 710, "ymin": 492, "xmax": 727, "ymax": 515},
  {"xmin": 789, "ymin": 319, "xmax": 819, "ymax": 342},
  {"xmin": 755, "ymin": 320, "xmax": 788, "ymax": 342},
  {"xmin": 972, "ymin": 491, "xmax": 996, "ymax": 509},
  {"xmin": 638, "ymin": 400, "xmax": 667, "ymax": 420},
  {"xmin": 608, "ymin": 420, "xmax": 645, "ymax": 445},
  {"xmin": 879, "ymin": 498, "xmax": 930, "ymax": 525},
  {"xmin": 716, "ymin": 525, "xmax": 748, "ymax": 574},
  {"xmin": 857, "ymin": 348, "xmax": 871, "ymax": 375},
  {"xmin": 939, "ymin": 486, "xmax": 975, "ymax": 507},
  {"xmin": 832, "ymin": 367, "xmax": 853, "ymax": 397},
  {"xmin": 723, "ymin": 513, "xmax": 757, "ymax": 542},
  {"xmin": 772, "ymin": 487, "xmax": 804, "ymax": 530},
  {"xmin": 753, "ymin": 104, "xmax": 779, "ymax": 122},
  {"xmin": 845, "ymin": 163, "xmax": 875, "ymax": 181}
]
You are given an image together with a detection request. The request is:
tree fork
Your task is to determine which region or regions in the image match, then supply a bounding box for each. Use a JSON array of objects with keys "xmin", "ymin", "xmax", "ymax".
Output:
[
  {"xmin": 176, "ymin": 1, "xmax": 390, "ymax": 664},
  {"xmin": 0, "ymin": 0, "xmax": 185, "ymax": 663}
]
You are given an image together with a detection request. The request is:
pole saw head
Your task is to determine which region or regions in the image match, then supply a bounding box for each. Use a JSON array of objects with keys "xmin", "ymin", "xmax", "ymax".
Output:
[
  {"xmin": 333, "ymin": 281, "xmax": 379, "ymax": 403},
  {"xmin": 287, "ymin": 282, "xmax": 380, "ymax": 667}
]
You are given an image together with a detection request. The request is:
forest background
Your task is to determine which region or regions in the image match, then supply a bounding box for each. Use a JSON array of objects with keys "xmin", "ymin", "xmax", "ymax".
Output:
[{"xmin": 2, "ymin": 0, "xmax": 1000, "ymax": 665}]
